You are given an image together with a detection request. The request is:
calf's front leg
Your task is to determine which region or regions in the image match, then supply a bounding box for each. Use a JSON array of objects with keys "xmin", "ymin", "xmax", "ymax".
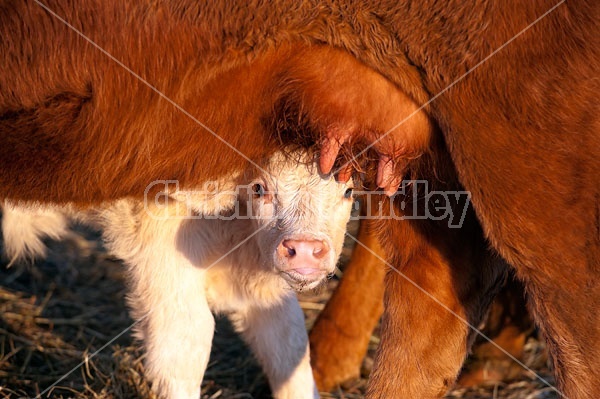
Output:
[
  {"xmin": 105, "ymin": 212, "xmax": 215, "ymax": 399},
  {"xmin": 129, "ymin": 263, "xmax": 214, "ymax": 399},
  {"xmin": 230, "ymin": 294, "xmax": 319, "ymax": 399}
]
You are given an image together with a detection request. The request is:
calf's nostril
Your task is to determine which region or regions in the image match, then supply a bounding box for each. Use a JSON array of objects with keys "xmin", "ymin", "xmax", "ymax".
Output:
[
  {"xmin": 312, "ymin": 242, "xmax": 329, "ymax": 259},
  {"xmin": 280, "ymin": 240, "xmax": 296, "ymax": 258}
]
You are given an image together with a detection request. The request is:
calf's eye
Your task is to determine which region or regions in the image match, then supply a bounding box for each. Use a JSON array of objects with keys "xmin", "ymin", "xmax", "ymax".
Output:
[
  {"xmin": 344, "ymin": 188, "xmax": 353, "ymax": 199},
  {"xmin": 252, "ymin": 183, "xmax": 266, "ymax": 197}
]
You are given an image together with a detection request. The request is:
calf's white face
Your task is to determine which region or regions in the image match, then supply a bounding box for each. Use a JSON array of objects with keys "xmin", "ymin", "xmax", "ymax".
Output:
[{"xmin": 240, "ymin": 151, "xmax": 354, "ymax": 291}]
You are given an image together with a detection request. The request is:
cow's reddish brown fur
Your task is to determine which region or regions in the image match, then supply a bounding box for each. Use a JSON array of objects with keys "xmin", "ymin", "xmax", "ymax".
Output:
[
  {"xmin": 1, "ymin": 1, "xmax": 598, "ymax": 398},
  {"xmin": 0, "ymin": 1, "xmax": 430, "ymax": 205},
  {"xmin": 363, "ymin": 3, "xmax": 600, "ymax": 398}
]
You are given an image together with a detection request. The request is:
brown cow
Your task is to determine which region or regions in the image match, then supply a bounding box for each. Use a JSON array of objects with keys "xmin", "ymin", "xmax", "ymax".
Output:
[
  {"xmin": 1, "ymin": 1, "xmax": 598, "ymax": 398},
  {"xmin": 318, "ymin": 2, "xmax": 600, "ymax": 398}
]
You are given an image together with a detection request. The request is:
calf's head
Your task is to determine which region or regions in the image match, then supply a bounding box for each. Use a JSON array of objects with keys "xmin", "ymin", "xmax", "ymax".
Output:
[{"xmin": 240, "ymin": 151, "xmax": 355, "ymax": 291}]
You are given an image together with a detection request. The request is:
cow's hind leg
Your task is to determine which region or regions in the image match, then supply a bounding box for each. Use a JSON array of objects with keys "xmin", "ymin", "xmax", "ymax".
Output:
[
  {"xmin": 367, "ymin": 213, "xmax": 507, "ymax": 398},
  {"xmin": 522, "ymin": 270, "xmax": 600, "ymax": 399}
]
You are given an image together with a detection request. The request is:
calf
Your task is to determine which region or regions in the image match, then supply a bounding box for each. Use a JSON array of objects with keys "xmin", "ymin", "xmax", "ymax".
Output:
[{"xmin": 3, "ymin": 150, "xmax": 355, "ymax": 399}]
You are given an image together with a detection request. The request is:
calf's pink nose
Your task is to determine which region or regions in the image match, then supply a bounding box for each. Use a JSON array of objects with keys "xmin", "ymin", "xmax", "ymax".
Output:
[
  {"xmin": 279, "ymin": 239, "xmax": 329, "ymax": 259},
  {"xmin": 277, "ymin": 239, "xmax": 330, "ymax": 273},
  {"xmin": 277, "ymin": 240, "xmax": 329, "ymax": 276}
]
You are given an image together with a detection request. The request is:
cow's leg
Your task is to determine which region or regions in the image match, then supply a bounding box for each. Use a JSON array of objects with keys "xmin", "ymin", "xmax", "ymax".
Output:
[
  {"xmin": 367, "ymin": 213, "xmax": 507, "ymax": 398},
  {"xmin": 103, "ymin": 206, "xmax": 215, "ymax": 399},
  {"xmin": 309, "ymin": 217, "xmax": 386, "ymax": 391},
  {"xmin": 310, "ymin": 218, "xmax": 535, "ymax": 393},
  {"xmin": 520, "ymin": 271, "xmax": 600, "ymax": 399},
  {"xmin": 229, "ymin": 294, "xmax": 319, "ymax": 399}
]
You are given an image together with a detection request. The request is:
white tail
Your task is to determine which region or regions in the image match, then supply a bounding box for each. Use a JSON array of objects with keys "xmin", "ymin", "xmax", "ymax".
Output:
[{"xmin": 1, "ymin": 201, "xmax": 69, "ymax": 265}]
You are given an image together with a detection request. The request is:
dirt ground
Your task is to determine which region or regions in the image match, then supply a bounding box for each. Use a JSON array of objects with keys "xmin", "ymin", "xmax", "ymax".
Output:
[{"xmin": 1, "ymin": 219, "xmax": 557, "ymax": 399}]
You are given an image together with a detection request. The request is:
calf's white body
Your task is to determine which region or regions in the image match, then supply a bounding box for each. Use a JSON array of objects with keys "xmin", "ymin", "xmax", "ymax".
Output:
[{"xmin": 2, "ymin": 151, "xmax": 355, "ymax": 399}]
